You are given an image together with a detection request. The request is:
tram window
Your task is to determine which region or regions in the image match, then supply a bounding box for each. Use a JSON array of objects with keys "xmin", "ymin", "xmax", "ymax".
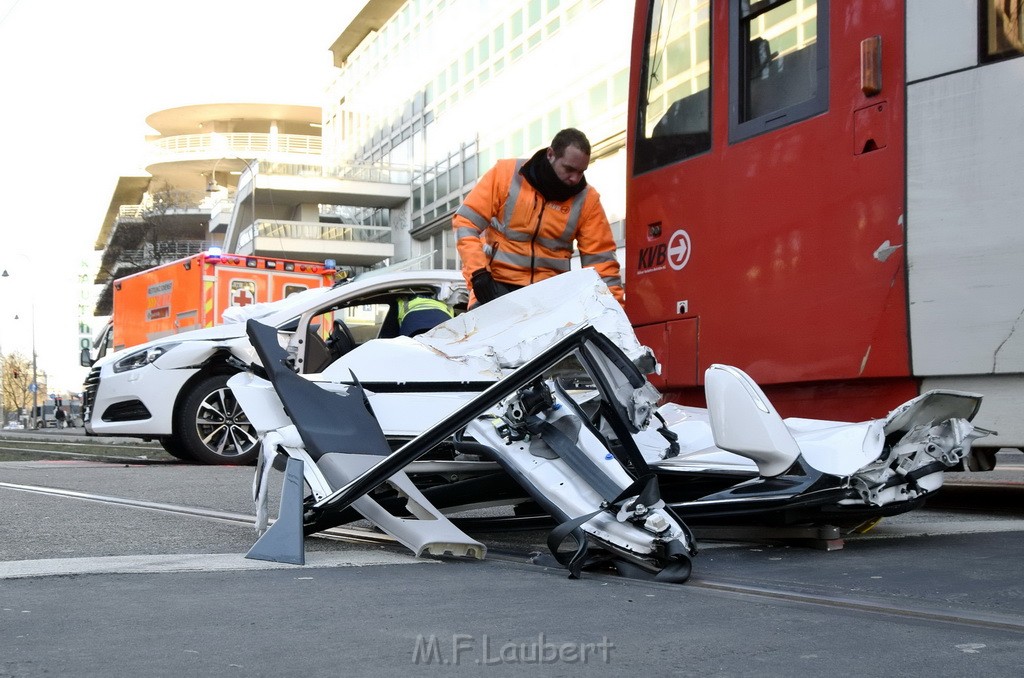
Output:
[
  {"xmin": 981, "ymin": 0, "xmax": 1024, "ymax": 62},
  {"xmin": 633, "ymin": 0, "xmax": 712, "ymax": 175},
  {"xmin": 729, "ymin": 0, "xmax": 829, "ymax": 143}
]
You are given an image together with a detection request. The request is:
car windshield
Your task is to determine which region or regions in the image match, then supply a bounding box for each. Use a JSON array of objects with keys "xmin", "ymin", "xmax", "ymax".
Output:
[{"xmin": 259, "ymin": 271, "xmax": 465, "ymax": 330}]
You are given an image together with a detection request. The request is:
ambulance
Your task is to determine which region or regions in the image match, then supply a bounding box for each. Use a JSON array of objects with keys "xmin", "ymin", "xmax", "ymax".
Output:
[{"xmin": 82, "ymin": 250, "xmax": 336, "ymax": 366}]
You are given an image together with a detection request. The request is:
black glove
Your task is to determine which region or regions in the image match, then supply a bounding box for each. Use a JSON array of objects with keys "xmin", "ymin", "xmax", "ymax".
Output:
[{"xmin": 471, "ymin": 268, "xmax": 504, "ymax": 305}]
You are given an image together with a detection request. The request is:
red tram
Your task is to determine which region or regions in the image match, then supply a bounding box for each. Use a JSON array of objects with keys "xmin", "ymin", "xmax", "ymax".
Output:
[{"xmin": 626, "ymin": 0, "xmax": 1024, "ymax": 450}]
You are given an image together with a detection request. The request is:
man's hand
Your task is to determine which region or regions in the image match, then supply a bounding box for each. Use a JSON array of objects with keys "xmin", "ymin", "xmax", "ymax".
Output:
[{"xmin": 471, "ymin": 268, "xmax": 503, "ymax": 304}]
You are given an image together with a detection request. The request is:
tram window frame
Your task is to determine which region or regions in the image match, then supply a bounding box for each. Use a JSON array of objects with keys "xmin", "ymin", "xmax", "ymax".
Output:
[
  {"xmin": 728, "ymin": 0, "xmax": 830, "ymax": 144},
  {"xmin": 980, "ymin": 0, "xmax": 1024, "ymax": 63},
  {"xmin": 632, "ymin": 0, "xmax": 713, "ymax": 176}
]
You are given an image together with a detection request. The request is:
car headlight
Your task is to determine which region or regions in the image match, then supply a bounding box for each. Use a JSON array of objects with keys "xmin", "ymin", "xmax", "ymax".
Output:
[{"xmin": 112, "ymin": 343, "xmax": 181, "ymax": 373}]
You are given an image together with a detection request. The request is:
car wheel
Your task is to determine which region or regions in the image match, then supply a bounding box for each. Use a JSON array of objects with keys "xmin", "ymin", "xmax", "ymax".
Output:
[
  {"xmin": 158, "ymin": 436, "xmax": 195, "ymax": 462},
  {"xmin": 175, "ymin": 373, "xmax": 259, "ymax": 465}
]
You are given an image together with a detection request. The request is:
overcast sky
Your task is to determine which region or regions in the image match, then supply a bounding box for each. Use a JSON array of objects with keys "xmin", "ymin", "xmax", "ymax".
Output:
[{"xmin": 0, "ymin": 0, "xmax": 366, "ymax": 391}]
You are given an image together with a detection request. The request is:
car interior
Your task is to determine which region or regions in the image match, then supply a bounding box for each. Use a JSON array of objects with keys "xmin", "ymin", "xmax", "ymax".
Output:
[{"xmin": 298, "ymin": 285, "xmax": 467, "ymax": 374}]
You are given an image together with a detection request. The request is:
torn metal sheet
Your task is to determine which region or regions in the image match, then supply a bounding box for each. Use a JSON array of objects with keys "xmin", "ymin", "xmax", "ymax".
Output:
[
  {"xmin": 232, "ymin": 269, "xmax": 987, "ymax": 581},
  {"xmin": 321, "ymin": 269, "xmax": 654, "ymax": 384},
  {"xmin": 240, "ymin": 316, "xmax": 695, "ymax": 580},
  {"xmin": 236, "ymin": 321, "xmax": 485, "ymax": 566}
]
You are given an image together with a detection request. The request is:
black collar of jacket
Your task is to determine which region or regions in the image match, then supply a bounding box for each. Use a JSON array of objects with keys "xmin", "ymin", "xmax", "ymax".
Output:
[{"xmin": 520, "ymin": 148, "xmax": 588, "ymax": 203}]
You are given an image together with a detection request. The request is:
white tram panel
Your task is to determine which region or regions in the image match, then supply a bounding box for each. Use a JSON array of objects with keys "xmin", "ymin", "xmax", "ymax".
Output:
[
  {"xmin": 907, "ymin": 58, "xmax": 1024, "ymax": 377},
  {"xmin": 906, "ymin": 0, "xmax": 978, "ymax": 82},
  {"xmin": 906, "ymin": 44, "xmax": 1024, "ymax": 447}
]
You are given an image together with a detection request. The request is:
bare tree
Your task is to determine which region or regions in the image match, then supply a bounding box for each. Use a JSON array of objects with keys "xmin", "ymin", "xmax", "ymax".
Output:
[{"xmin": 1, "ymin": 352, "xmax": 41, "ymax": 425}]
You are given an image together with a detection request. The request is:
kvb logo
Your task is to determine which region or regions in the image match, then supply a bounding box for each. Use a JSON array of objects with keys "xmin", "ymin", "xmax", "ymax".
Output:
[{"xmin": 637, "ymin": 229, "xmax": 691, "ymax": 274}]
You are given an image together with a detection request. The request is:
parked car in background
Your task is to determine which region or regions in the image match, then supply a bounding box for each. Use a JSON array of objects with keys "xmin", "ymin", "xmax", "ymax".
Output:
[{"xmin": 83, "ymin": 269, "xmax": 467, "ymax": 464}]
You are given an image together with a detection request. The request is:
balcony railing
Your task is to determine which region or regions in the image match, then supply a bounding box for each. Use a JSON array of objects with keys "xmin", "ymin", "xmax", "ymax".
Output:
[
  {"xmin": 236, "ymin": 220, "xmax": 392, "ymax": 250},
  {"xmin": 148, "ymin": 133, "xmax": 322, "ymax": 162},
  {"xmin": 118, "ymin": 205, "xmax": 146, "ymax": 219},
  {"xmin": 117, "ymin": 189, "xmax": 231, "ymax": 222},
  {"xmin": 245, "ymin": 160, "xmax": 414, "ymax": 185}
]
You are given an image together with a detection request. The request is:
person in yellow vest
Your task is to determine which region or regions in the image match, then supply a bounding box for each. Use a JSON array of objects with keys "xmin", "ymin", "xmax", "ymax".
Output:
[
  {"xmin": 398, "ymin": 296, "xmax": 454, "ymax": 337},
  {"xmin": 453, "ymin": 128, "xmax": 624, "ymax": 308}
]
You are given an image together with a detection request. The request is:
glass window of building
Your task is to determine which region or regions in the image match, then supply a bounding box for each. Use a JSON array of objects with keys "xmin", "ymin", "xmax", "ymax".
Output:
[{"xmin": 528, "ymin": 0, "xmax": 542, "ymax": 26}]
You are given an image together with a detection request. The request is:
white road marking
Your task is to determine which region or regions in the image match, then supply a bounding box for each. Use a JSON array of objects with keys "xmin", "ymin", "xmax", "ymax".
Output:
[{"xmin": 0, "ymin": 550, "xmax": 433, "ymax": 580}]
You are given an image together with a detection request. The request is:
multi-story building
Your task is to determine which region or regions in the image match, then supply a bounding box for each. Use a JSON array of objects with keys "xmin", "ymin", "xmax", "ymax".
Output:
[
  {"xmin": 93, "ymin": 0, "xmax": 634, "ymax": 321},
  {"xmin": 322, "ymin": 0, "xmax": 633, "ymax": 273},
  {"xmin": 93, "ymin": 103, "xmax": 325, "ymax": 314},
  {"xmin": 93, "ymin": 102, "xmax": 407, "ymax": 316}
]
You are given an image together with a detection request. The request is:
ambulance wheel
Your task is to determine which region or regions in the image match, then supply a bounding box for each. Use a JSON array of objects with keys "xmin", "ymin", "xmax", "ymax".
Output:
[
  {"xmin": 158, "ymin": 436, "xmax": 195, "ymax": 462},
  {"xmin": 176, "ymin": 373, "xmax": 259, "ymax": 465}
]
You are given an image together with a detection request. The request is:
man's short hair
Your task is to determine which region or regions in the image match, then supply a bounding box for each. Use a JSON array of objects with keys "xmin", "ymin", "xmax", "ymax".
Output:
[{"xmin": 551, "ymin": 128, "xmax": 591, "ymax": 157}]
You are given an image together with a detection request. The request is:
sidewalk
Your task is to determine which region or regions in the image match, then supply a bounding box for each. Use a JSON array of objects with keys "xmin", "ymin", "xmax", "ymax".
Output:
[{"xmin": 0, "ymin": 426, "xmax": 156, "ymax": 446}]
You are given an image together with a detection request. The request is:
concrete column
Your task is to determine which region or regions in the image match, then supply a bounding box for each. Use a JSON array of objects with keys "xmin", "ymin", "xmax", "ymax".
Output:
[{"xmin": 390, "ymin": 199, "xmax": 412, "ymax": 262}]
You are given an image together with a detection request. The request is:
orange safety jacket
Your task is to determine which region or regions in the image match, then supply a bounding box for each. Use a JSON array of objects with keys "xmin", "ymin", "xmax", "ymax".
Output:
[{"xmin": 453, "ymin": 158, "xmax": 624, "ymax": 306}]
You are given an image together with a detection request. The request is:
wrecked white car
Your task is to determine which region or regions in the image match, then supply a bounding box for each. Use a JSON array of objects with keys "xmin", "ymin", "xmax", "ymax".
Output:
[
  {"xmin": 230, "ymin": 270, "xmax": 987, "ymax": 581},
  {"xmin": 82, "ymin": 270, "xmax": 467, "ymax": 464}
]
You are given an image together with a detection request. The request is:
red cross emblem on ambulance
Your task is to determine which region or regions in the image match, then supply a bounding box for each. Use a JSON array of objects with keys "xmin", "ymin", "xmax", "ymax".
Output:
[{"xmin": 232, "ymin": 288, "xmax": 254, "ymax": 306}]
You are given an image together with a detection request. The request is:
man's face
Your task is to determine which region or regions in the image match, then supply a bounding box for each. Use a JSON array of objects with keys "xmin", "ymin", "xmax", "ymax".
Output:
[{"xmin": 547, "ymin": 144, "xmax": 590, "ymax": 186}]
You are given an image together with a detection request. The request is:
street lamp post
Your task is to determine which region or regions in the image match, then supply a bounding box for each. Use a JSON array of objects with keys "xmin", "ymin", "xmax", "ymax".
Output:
[
  {"xmin": 28, "ymin": 307, "xmax": 37, "ymax": 428},
  {"xmin": 11, "ymin": 310, "xmax": 38, "ymax": 428}
]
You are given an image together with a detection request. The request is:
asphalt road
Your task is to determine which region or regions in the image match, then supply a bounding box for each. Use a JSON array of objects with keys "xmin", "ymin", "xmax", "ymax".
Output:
[{"xmin": 1, "ymin": 436, "xmax": 1023, "ymax": 677}]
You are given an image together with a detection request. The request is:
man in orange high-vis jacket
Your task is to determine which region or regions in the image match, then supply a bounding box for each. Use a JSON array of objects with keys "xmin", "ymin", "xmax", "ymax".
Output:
[{"xmin": 453, "ymin": 128, "xmax": 624, "ymax": 308}]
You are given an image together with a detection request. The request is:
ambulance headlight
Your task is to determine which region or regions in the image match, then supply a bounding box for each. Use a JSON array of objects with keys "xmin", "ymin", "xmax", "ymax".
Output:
[{"xmin": 112, "ymin": 344, "xmax": 181, "ymax": 373}]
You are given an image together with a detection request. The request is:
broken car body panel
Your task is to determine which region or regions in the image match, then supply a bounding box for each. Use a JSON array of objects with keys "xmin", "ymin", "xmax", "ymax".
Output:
[
  {"xmin": 239, "ymin": 316, "xmax": 696, "ymax": 580},
  {"xmin": 234, "ymin": 270, "xmax": 985, "ymax": 580},
  {"xmin": 316, "ymin": 271, "xmax": 985, "ymax": 518},
  {"xmin": 235, "ymin": 324, "xmax": 486, "ymax": 563}
]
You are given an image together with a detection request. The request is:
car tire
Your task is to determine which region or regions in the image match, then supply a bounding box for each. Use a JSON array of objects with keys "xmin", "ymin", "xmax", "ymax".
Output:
[
  {"xmin": 174, "ymin": 373, "xmax": 259, "ymax": 465},
  {"xmin": 158, "ymin": 436, "xmax": 195, "ymax": 462}
]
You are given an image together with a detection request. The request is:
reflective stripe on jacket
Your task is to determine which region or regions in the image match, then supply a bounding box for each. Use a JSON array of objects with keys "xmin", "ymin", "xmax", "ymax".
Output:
[
  {"xmin": 453, "ymin": 158, "xmax": 624, "ymax": 306},
  {"xmin": 397, "ymin": 297, "xmax": 454, "ymax": 322},
  {"xmin": 397, "ymin": 297, "xmax": 454, "ymax": 337}
]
